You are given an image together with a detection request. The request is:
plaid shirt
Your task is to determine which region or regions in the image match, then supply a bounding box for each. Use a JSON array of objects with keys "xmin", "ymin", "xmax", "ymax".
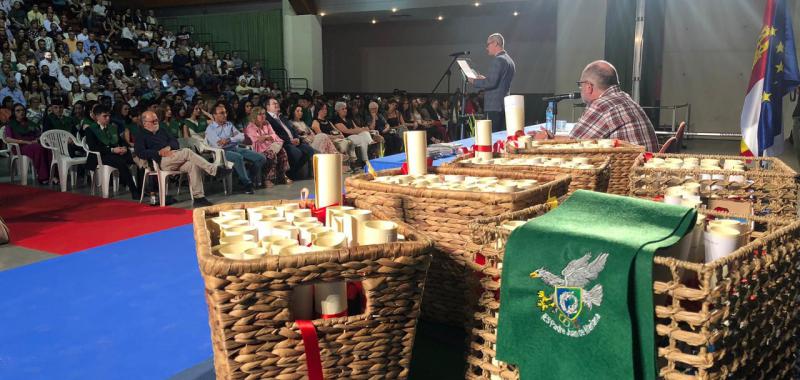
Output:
[{"xmin": 569, "ymin": 85, "xmax": 659, "ymax": 152}]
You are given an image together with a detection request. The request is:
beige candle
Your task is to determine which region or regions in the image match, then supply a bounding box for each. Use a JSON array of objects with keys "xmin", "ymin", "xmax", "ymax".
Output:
[
  {"xmin": 219, "ymin": 209, "xmax": 246, "ymax": 220},
  {"xmin": 404, "ymin": 130, "xmax": 428, "ymax": 176},
  {"xmin": 284, "ymin": 245, "xmax": 315, "ymax": 320},
  {"xmin": 219, "ymin": 220, "xmax": 249, "ymax": 235},
  {"xmin": 315, "ymin": 281, "xmax": 348, "ymax": 318},
  {"xmin": 223, "ymin": 225, "xmax": 259, "ymax": 242},
  {"xmin": 270, "ymin": 239, "xmax": 298, "ymax": 255},
  {"xmin": 312, "ymin": 232, "xmax": 347, "ymax": 250},
  {"xmin": 500, "ymin": 220, "xmax": 526, "ymax": 231},
  {"xmin": 475, "ymin": 120, "xmax": 493, "ymax": 161},
  {"xmin": 313, "ymin": 154, "xmax": 343, "ymax": 208},
  {"xmin": 260, "ymin": 235, "xmax": 285, "ymax": 251},
  {"xmin": 218, "ymin": 242, "xmax": 258, "ymax": 260},
  {"xmin": 325, "ymin": 206, "xmax": 354, "ymax": 230},
  {"xmin": 359, "ymin": 220, "xmax": 398, "ymax": 245},
  {"xmin": 704, "ymin": 226, "xmax": 741, "ymax": 262},
  {"xmin": 209, "ymin": 215, "xmax": 238, "ymax": 237},
  {"xmin": 504, "ymin": 95, "xmax": 525, "ymax": 137},
  {"xmin": 271, "ymin": 223, "xmax": 300, "ymax": 242},
  {"xmin": 219, "ymin": 233, "xmax": 254, "ymax": 246},
  {"xmin": 243, "ymin": 247, "xmax": 268, "ymax": 260},
  {"xmin": 342, "ymin": 209, "xmax": 373, "ymax": 247}
]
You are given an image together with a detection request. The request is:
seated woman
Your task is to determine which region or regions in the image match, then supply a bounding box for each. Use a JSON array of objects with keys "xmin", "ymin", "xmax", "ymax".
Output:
[
  {"xmin": 181, "ymin": 100, "xmax": 208, "ymax": 141},
  {"xmin": 122, "ymin": 106, "xmax": 143, "ymax": 146},
  {"xmin": 83, "ymin": 104, "xmax": 140, "ymax": 199},
  {"xmin": 3, "ymin": 103, "xmax": 52, "ymax": 184},
  {"xmin": 384, "ymin": 98, "xmax": 408, "ymax": 139},
  {"xmin": 331, "ymin": 101, "xmax": 374, "ymax": 167},
  {"xmin": 289, "ymin": 104, "xmax": 338, "ymax": 155},
  {"xmin": 157, "ymin": 104, "xmax": 182, "ymax": 139},
  {"xmin": 244, "ymin": 105, "xmax": 291, "ymax": 187},
  {"xmin": 365, "ymin": 101, "xmax": 402, "ymax": 155},
  {"xmin": 311, "ymin": 102, "xmax": 358, "ymax": 172}
]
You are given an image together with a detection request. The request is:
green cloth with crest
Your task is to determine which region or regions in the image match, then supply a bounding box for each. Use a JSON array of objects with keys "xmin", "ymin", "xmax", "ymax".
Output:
[
  {"xmin": 496, "ymin": 190, "xmax": 696, "ymax": 380},
  {"xmin": 88, "ymin": 123, "xmax": 119, "ymax": 146}
]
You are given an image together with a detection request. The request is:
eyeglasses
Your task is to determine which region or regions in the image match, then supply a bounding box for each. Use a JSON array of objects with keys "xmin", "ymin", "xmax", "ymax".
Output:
[
  {"xmin": 576, "ymin": 80, "xmax": 591, "ymax": 88},
  {"xmin": 144, "ymin": 118, "xmax": 158, "ymax": 123}
]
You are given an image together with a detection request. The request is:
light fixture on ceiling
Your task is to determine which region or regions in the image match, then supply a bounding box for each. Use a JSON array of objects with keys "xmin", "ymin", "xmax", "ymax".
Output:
[
  {"xmin": 513, "ymin": 11, "xmax": 519, "ymax": 16},
  {"xmin": 319, "ymin": 11, "xmax": 326, "ymax": 16},
  {"xmin": 391, "ymin": 7, "xmax": 398, "ymax": 13},
  {"xmin": 474, "ymin": 2, "xmax": 480, "ymax": 6},
  {"xmin": 437, "ymin": 15, "xmax": 444, "ymax": 21},
  {"xmin": 372, "ymin": 18, "xmax": 377, "ymax": 24}
]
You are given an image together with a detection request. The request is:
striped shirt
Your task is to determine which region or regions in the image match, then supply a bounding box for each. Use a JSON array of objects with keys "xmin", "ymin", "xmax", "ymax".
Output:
[{"xmin": 569, "ymin": 85, "xmax": 659, "ymax": 152}]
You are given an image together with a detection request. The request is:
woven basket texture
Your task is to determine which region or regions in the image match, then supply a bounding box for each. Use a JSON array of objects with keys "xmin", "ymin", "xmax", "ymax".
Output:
[
  {"xmin": 443, "ymin": 152, "xmax": 611, "ymax": 194},
  {"xmin": 509, "ymin": 139, "xmax": 645, "ymax": 195},
  {"xmin": 344, "ymin": 167, "xmax": 571, "ymax": 328},
  {"xmin": 628, "ymin": 152, "xmax": 799, "ymax": 219},
  {"xmin": 467, "ymin": 201, "xmax": 799, "ymax": 380},
  {"xmin": 194, "ymin": 200, "xmax": 434, "ymax": 380}
]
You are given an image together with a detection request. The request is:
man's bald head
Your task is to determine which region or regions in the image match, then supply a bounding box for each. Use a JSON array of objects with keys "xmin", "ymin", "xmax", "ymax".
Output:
[{"xmin": 581, "ymin": 60, "xmax": 619, "ymax": 91}]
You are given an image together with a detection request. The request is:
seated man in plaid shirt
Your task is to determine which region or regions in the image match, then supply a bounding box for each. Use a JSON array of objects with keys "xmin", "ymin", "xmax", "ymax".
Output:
[{"xmin": 569, "ymin": 60, "xmax": 659, "ymax": 152}]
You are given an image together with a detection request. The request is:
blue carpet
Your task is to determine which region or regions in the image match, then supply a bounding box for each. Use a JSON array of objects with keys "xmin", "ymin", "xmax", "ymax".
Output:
[{"xmin": 0, "ymin": 224, "xmax": 212, "ymax": 380}]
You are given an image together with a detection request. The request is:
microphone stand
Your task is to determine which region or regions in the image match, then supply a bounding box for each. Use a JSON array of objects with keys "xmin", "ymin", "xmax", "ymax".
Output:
[{"xmin": 431, "ymin": 55, "xmax": 461, "ymax": 95}]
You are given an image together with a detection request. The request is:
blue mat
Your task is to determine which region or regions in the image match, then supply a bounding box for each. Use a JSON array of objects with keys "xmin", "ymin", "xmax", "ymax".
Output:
[{"xmin": 0, "ymin": 224, "xmax": 211, "ymax": 380}]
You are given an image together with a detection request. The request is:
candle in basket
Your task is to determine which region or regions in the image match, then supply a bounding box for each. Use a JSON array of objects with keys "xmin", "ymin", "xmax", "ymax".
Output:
[
  {"xmin": 404, "ymin": 130, "xmax": 428, "ymax": 175},
  {"xmin": 475, "ymin": 120, "xmax": 493, "ymax": 161},
  {"xmin": 283, "ymin": 245, "xmax": 315, "ymax": 320},
  {"xmin": 359, "ymin": 220, "xmax": 398, "ymax": 245},
  {"xmin": 342, "ymin": 209, "xmax": 373, "ymax": 247},
  {"xmin": 315, "ymin": 281, "xmax": 348, "ymax": 319},
  {"xmin": 313, "ymin": 154, "xmax": 343, "ymax": 208},
  {"xmin": 503, "ymin": 95, "xmax": 525, "ymax": 137},
  {"xmin": 703, "ymin": 226, "xmax": 740, "ymax": 262}
]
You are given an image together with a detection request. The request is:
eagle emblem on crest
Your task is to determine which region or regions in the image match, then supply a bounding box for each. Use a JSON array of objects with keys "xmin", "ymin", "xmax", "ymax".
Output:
[{"xmin": 530, "ymin": 253, "xmax": 608, "ymax": 337}]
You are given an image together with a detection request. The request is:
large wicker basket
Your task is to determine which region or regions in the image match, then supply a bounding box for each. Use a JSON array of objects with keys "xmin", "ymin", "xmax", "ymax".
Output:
[
  {"xmin": 509, "ymin": 139, "xmax": 645, "ymax": 195},
  {"xmin": 344, "ymin": 168, "xmax": 571, "ymax": 328},
  {"xmin": 442, "ymin": 152, "xmax": 611, "ymax": 194},
  {"xmin": 467, "ymin": 203, "xmax": 799, "ymax": 380},
  {"xmin": 628, "ymin": 153, "xmax": 799, "ymax": 219},
  {"xmin": 193, "ymin": 201, "xmax": 434, "ymax": 380}
]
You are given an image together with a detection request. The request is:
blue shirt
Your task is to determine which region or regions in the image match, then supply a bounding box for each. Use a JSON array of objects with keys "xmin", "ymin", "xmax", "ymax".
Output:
[
  {"xmin": 70, "ymin": 50, "xmax": 89, "ymax": 66},
  {"xmin": 0, "ymin": 86, "xmax": 26, "ymax": 106},
  {"xmin": 83, "ymin": 40, "xmax": 101, "ymax": 54},
  {"xmin": 181, "ymin": 85, "xmax": 197, "ymax": 101},
  {"xmin": 205, "ymin": 121, "xmax": 244, "ymax": 150}
]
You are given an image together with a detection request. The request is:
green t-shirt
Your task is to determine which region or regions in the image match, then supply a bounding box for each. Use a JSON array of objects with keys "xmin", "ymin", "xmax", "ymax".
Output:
[
  {"xmin": 125, "ymin": 122, "xmax": 141, "ymax": 138},
  {"xmin": 160, "ymin": 120, "xmax": 182, "ymax": 138},
  {"xmin": 182, "ymin": 118, "xmax": 207, "ymax": 134}
]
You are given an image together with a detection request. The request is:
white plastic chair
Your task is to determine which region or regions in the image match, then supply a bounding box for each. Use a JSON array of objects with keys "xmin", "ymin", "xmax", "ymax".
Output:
[
  {"xmin": 196, "ymin": 140, "xmax": 233, "ymax": 195},
  {"xmin": 39, "ymin": 130, "xmax": 87, "ymax": 192},
  {"xmin": 0, "ymin": 126, "xmax": 36, "ymax": 185},
  {"xmin": 80, "ymin": 137, "xmax": 121, "ymax": 199},
  {"xmin": 139, "ymin": 159, "xmax": 191, "ymax": 207}
]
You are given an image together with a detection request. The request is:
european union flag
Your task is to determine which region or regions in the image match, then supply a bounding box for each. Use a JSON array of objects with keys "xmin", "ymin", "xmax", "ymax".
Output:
[{"xmin": 741, "ymin": 0, "xmax": 800, "ymax": 156}]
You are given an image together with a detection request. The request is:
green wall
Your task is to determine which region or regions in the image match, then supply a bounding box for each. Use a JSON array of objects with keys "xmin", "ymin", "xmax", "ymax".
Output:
[{"xmin": 163, "ymin": 9, "xmax": 284, "ymax": 71}]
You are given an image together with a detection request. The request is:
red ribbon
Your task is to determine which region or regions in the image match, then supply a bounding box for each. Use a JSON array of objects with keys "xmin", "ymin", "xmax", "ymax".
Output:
[
  {"xmin": 321, "ymin": 310, "xmax": 348, "ymax": 319},
  {"xmin": 474, "ymin": 145, "xmax": 492, "ymax": 152},
  {"xmin": 306, "ymin": 202, "xmax": 339, "ymax": 225},
  {"xmin": 297, "ymin": 320, "xmax": 325, "ymax": 380},
  {"xmin": 399, "ymin": 157, "xmax": 434, "ymax": 174}
]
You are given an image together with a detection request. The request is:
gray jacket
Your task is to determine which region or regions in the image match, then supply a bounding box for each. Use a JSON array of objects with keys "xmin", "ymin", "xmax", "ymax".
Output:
[{"xmin": 473, "ymin": 51, "xmax": 515, "ymax": 112}]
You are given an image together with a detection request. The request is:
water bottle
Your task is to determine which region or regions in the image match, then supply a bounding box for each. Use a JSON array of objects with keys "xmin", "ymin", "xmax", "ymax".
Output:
[{"xmin": 545, "ymin": 102, "xmax": 554, "ymax": 134}]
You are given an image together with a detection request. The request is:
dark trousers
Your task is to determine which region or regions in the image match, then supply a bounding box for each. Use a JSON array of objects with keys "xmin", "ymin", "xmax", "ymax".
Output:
[
  {"xmin": 284, "ymin": 142, "xmax": 315, "ymax": 180},
  {"xmin": 486, "ymin": 110, "xmax": 505, "ymax": 132},
  {"xmin": 101, "ymin": 152, "xmax": 138, "ymax": 193}
]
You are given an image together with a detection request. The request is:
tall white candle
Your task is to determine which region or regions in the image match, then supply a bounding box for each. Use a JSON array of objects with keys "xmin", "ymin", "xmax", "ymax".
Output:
[
  {"xmin": 405, "ymin": 130, "xmax": 428, "ymax": 176},
  {"xmin": 475, "ymin": 120, "xmax": 493, "ymax": 161},
  {"xmin": 313, "ymin": 154, "xmax": 343, "ymax": 208},
  {"xmin": 504, "ymin": 95, "xmax": 524, "ymax": 136}
]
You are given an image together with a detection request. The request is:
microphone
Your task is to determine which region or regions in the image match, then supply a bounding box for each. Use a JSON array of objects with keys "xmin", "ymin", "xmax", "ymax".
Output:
[
  {"xmin": 542, "ymin": 92, "xmax": 581, "ymax": 102},
  {"xmin": 449, "ymin": 51, "xmax": 470, "ymax": 57}
]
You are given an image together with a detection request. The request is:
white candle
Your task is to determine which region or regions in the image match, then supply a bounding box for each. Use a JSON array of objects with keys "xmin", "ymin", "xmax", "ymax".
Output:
[
  {"xmin": 503, "ymin": 95, "xmax": 524, "ymax": 136},
  {"xmin": 405, "ymin": 130, "xmax": 428, "ymax": 176},
  {"xmin": 342, "ymin": 209, "xmax": 373, "ymax": 247},
  {"xmin": 475, "ymin": 120, "xmax": 493, "ymax": 161}
]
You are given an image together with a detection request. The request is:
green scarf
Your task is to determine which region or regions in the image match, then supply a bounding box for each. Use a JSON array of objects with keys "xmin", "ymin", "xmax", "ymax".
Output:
[
  {"xmin": 496, "ymin": 190, "xmax": 696, "ymax": 380},
  {"xmin": 8, "ymin": 119, "xmax": 36, "ymax": 136},
  {"xmin": 89, "ymin": 123, "xmax": 119, "ymax": 147},
  {"xmin": 183, "ymin": 118, "xmax": 207, "ymax": 134},
  {"xmin": 161, "ymin": 120, "xmax": 182, "ymax": 138}
]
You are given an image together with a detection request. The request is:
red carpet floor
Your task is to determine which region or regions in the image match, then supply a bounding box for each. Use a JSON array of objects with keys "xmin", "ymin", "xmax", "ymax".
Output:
[{"xmin": 0, "ymin": 183, "xmax": 193, "ymax": 254}]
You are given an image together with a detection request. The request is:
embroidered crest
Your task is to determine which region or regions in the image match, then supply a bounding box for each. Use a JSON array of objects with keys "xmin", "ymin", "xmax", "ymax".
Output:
[{"xmin": 530, "ymin": 253, "xmax": 608, "ymax": 337}]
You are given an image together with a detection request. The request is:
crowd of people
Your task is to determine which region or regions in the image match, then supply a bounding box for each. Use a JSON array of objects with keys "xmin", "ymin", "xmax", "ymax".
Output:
[{"xmin": 0, "ymin": 0, "xmax": 483, "ymax": 207}]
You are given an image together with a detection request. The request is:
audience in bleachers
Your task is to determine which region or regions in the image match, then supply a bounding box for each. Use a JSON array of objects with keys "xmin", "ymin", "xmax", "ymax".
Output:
[{"xmin": 0, "ymin": 0, "xmax": 484, "ymax": 207}]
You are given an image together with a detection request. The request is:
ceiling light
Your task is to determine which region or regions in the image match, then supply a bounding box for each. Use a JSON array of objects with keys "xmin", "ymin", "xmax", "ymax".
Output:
[
  {"xmin": 371, "ymin": 19, "xmax": 377, "ymax": 24},
  {"xmin": 391, "ymin": 7, "xmax": 397, "ymax": 13},
  {"xmin": 474, "ymin": 2, "xmax": 480, "ymax": 6},
  {"xmin": 319, "ymin": 11, "xmax": 326, "ymax": 16},
  {"xmin": 437, "ymin": 15, "xmax": 444, "ymax": 21},
  {"xmin": 513, "ymin": 11, "xmax": 519, "ymax": 16}
]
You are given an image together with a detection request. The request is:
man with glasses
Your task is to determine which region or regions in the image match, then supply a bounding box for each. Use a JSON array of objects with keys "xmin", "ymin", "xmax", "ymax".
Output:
[
  {"xmin": 0, "ymin": 77, "xmax": 25, "ymax": 106},
  {"xmin": 468, "ymin": 33, "xmax": 515, "ymax": 132},
  {"xmin": 135, "ymin": 110, "xmax": 228, "ymax": 207},
  {"xmin": 265, "ymin": 96, "xmax": 315, "ymax": 180},
  {"xmin": 205, "ymin": 102, "xmax": 266, "ymax": 194},
  {"xmin": 569, "ymin": 60, "xmax": 658, "ymax": 152}
]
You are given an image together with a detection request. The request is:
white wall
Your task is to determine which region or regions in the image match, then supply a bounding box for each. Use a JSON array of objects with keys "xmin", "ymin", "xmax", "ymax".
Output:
[
  {"xmin": 661, "ymin": 0, "xmax": 800, "ymax": 135},
  {"xmin": 322, "ymin": 3, "xmax": 557, "ymax": 94},
  {"xmin": 555, "ymin": 0, "xmax": 607, "ymax": 95},
  {"xmin": 283, "ymin": 0, "xmax": 325, "ymax": 92}
]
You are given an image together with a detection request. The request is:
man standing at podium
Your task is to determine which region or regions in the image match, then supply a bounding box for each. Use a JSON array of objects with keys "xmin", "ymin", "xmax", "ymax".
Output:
[{"xmin": 469, "ymin": 33, "xmax": 515, "ymax": 132}]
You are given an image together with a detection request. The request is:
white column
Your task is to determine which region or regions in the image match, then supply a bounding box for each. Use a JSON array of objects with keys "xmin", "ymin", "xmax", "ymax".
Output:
[{"xmin": 282, "ymin": 0, "xmax": 324, "ymax": 92}]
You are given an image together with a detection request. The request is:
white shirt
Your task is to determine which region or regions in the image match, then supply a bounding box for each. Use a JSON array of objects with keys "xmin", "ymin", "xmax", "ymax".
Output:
[
  {"xmin": 92, "ymin": 4, "xmax": 106, "ymax": 16},
  {"xmin": 121, "ymin": 27, "xmax": 135, "ymax": 40},
  {"xmin": 58, "ymin": 73, "xmax": 76, "ymax": 92},
  {"xmin": 38, "ymin": 58, "xmax": 60, "ymax": 77},
  {"xmin": 107, "ymin": 60, "xmax": 125, "ymax": 75},
  {"xmin": 78, "ymin": 73, "xmax": 93, "ymax": 89},
  {"xmin": 77, "ymin": 33, "xmax": 89, "ymax": 42}
]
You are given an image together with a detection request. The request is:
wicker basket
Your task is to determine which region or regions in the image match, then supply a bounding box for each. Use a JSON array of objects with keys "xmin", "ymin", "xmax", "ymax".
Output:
[
  {"xmin": 193, "ymin": 200, "xmax": 434, "ymax": 380},
  {"xmin": 443, "ymin": 152, "xmax": 611, "ymax": 194},
  {"xmin": 466, "ymin": 203, "xmax": 799, "ymax": 380},
  {"xmin": 628, "ymin": 153, "xmax": 799, "ymax": 219},
  {"xmin": 509, "ymin": 139, "xmax": 645, "ymax": 195},
  {"xmin": 344, "ymin": 168, "xmax": 571, "ymax": 328}
]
